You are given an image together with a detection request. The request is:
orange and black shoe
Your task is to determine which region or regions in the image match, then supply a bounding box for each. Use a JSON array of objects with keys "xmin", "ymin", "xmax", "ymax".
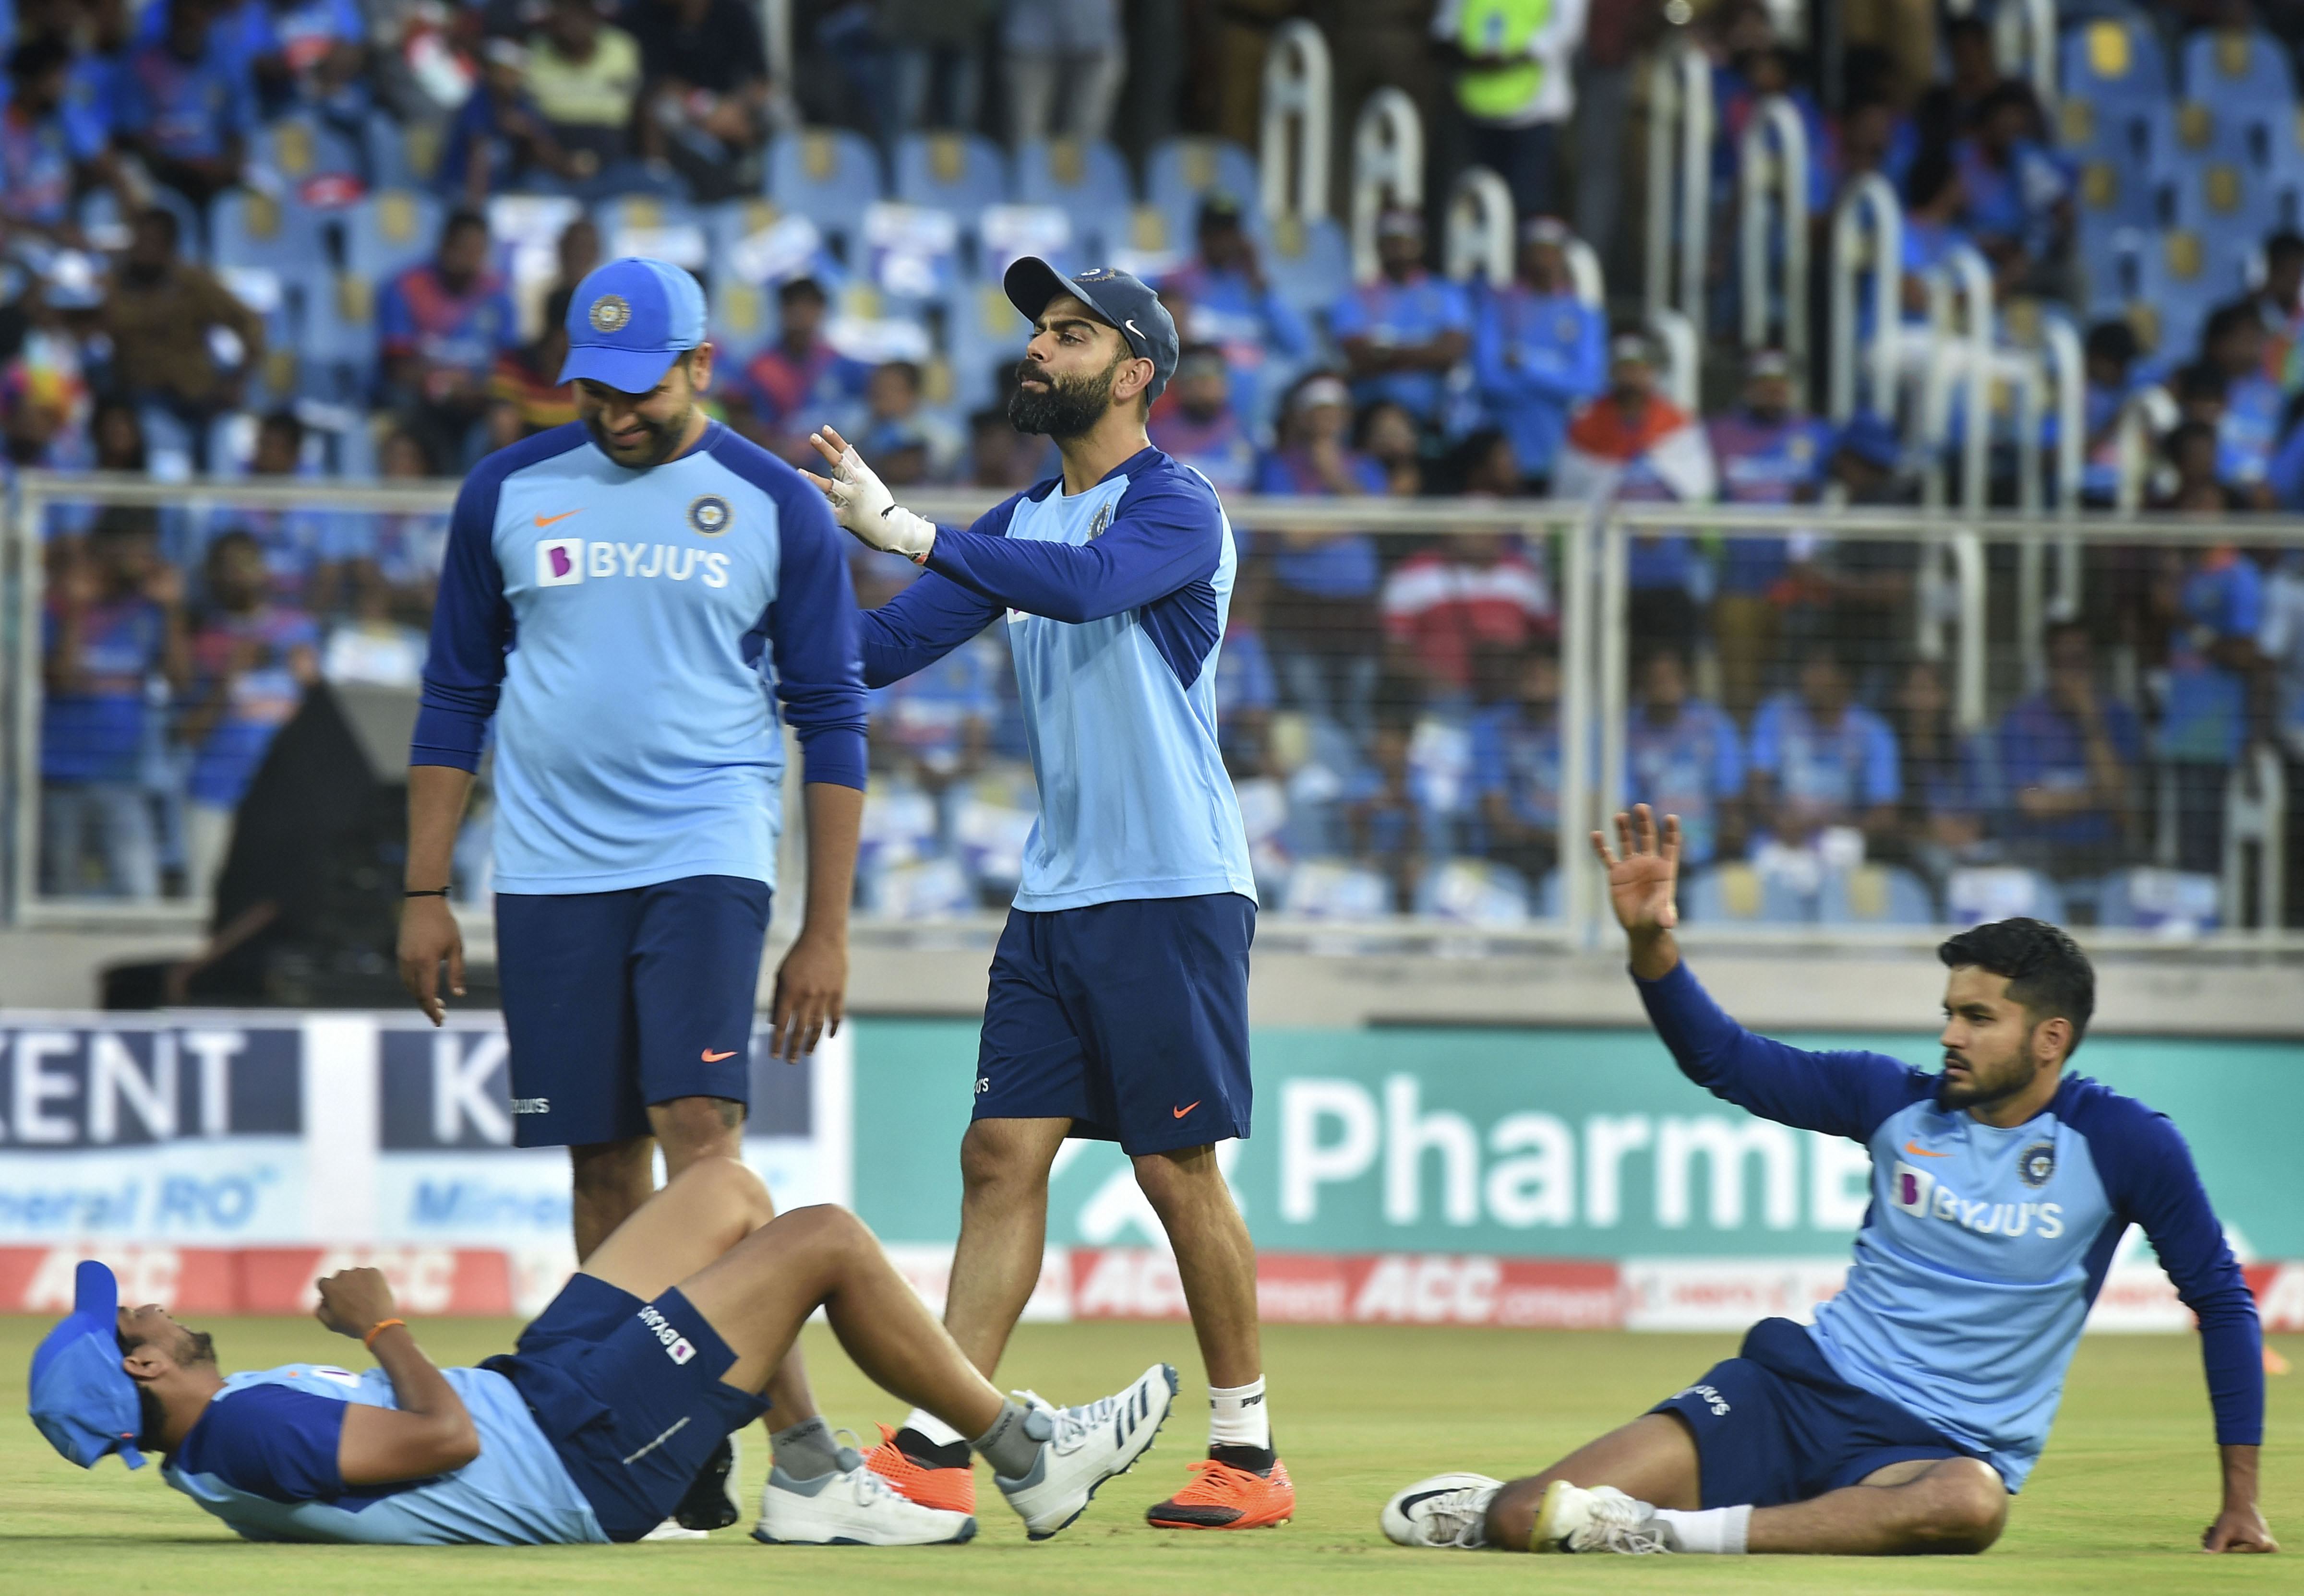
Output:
[
  {"xmin": 1144, "ymin": 1454, "xmax": 1296, "ymax": 1529},
  {"xmin": 863, "ymin": 1423, "xmax": 978, "ymax": 1515}
]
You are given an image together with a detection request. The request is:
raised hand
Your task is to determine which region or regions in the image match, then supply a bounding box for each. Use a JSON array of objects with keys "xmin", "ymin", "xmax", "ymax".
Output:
[
  {"xmin": 1589, "ymin": 804, "xmax": 1682, "ymax": 976},
  {"xmin": 799, "ymin": 425, "xmax": 936, "ymax": 558}
]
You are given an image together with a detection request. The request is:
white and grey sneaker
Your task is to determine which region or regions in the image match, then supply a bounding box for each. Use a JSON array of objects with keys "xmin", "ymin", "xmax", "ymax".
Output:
[
  {"xmin": 639, "ymin": 1519, "xmax": 710, "ymax": 1541},
  {"xmin": 752, "ymin": 1455, "xmax": 977, "ymax": 1546},
  {"xmin": 993, "ymin": 1363, "xmax": 1177, "ymax": 1541},
  {"xmin": 1379, "ymin": 1472, "xmax": 1502, "ymax": 1549},
  {"xmin": 1531, "ymin": 1480, "xmax": 1674, "ymax": 1554}
]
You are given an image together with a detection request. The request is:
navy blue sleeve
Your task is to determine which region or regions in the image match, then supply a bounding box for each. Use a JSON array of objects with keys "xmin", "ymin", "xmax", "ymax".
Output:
[
  {"xmin": 180, "ymin": 1386, "xmax": 348, "ymax": 1503},
  {"xmin": 718, "ymin": 434, "xmax": 869, "ymax": 791},
  {"xmin": 2075, "ymin": 1087, "xmax": 2264, "ymax": 1448},
  {"xmin": 922, "ymin": 465, "xmax": 1222, "ymax": 625},
  {"xmin": 856, "ymin": 494, "xmax": 1020, "ymax": 688},
  {"xmin": 408, "ymin": 429, "xmax": 584, "ymax": 769},
  {"xmin": 1634, "ymin": 960, "xmax": 1936, "ymax": 1140}
]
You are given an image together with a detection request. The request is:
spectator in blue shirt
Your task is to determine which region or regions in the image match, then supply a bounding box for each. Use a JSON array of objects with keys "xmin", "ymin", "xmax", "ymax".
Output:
[
  {"xmin": 2200, "ymin": 302, "xmax": 2280, "ymax": 506},
  {"xmin": 1952, "ymin": 80, "xmax": 2072, "ymax": 298},
  {"xmin": 870, "ymin": 635, "xmax": 999, "ymax": 792},
  {"xmin": 1997, "ymin": 619, "xmax": 2142, "ymax": 878},
  {"xmin": 215, "ymin": 409, "xmax": 356, "ymax": 609},
  {"xmin": 1707, "ymin": 347, "xmax": 1833, "ymax": 719},
  {"xmin": 1471, "ymin": 215, "xmax": 1605, "ymax": 488},
  {"xmin": 1471, "ymin": 646, "xmax": 1562, "ymax": 887},
  {"xmin": 1624, "ymin": 643, "xmax": 1743, "ymax": 868},
  {"xmin": 2079, "ymin": 319, "xmax": 2144, "ymax": 505},
  {"xmin": 2155, "ymin": 545, "xmax": 2265, "ymax": 874},
  {"xmin": 378, "ymin": 209, "xmax": 521, "ymax": 471},
  {"xmin": 41, "ymin": 509, "xmax": 187, "ymax": 900},
  {"xmin": 441, "ymin": 38, "xmax": 571, "ymax": 201},
  {"xmin": 1348, "ymin": 697, "xmax": 1447, "ymax": 913},
  {"xmin": 2, "ymin": 36, "xmax": 108, "ymax": 240},
  {"xmin": 118, "ymin": 0, "xmax": 251, "ymax": 207},
  {"xmin": 1331, "ymin": 207, "xmax": 1472, "ymax": 428},
  {"xmin": 1255, "ymin": 371, "xmax": 1386, "ymax": 739},
  {"xmin": 1160, "ymin": 194, "xmax": 1315, "ymax": 436},
  {"xmin": 60, "ymin": 0, "xmax": 137, "ymax": 162},
  {"xmin": 1747, "ymin": 640, "xmax": 1902, "ymax": 847},
  {"xmin": 1886, "ymin": 657, "xmax": 1990, "ymax": 893},
  {"xmin": 1148, "ymin": 343, "xmax": 1258, "ymax": 495},
  {"xmin": 1214, "ymin": 561, "xmax": 1278, "ymax": 778}
]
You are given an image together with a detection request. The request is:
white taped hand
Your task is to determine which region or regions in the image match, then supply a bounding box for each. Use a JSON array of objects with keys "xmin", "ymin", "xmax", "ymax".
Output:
[{"xmin": 810, "ymin": 434, "xmax": 937, "ymax": 560}]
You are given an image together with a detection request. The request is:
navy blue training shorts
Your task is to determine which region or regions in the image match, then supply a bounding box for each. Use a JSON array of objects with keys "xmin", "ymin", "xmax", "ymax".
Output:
[
  {"xmin": 483, "ymin": 1273, "xmax": 768, "ymax": 1541},
  {"xmin": 495, "ymin": 874, "xmax": 771, "ymax": 1147},
  {"xmin": 974, "ymin": 892, "xmax": 1255, "ymax": 1155},
  {"xmin": 1652, "ymin": 1316, "xmax": 1984, "ymax": 1509}
]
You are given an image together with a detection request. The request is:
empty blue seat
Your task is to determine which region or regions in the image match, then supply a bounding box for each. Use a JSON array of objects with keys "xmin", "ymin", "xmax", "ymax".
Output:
[
  {"xmin": 1681, "ymin": 862, "xmax": 1813, "ymax": 924},
  {"xmin": 2060, "ymin": 16, "xmax": 2170, "ymax": 106},
  {"xmin": 708, "ymin": 277, "xmax": 777, "ymax": 367},
  {"xmin": 943, "ymin": 279, "xmax": 1029, "ymax": 416},
  {"xmin": 768, "ymin": 128, "xmax": 883, "ymax": 238},
  {"xmin": 2127, "ymin": 227, "xmax": 2224, "ymax": 360},
  {"xmin": 363, "ymin": 110, "xmax": 443, "ymax": 192},
  {"xmin": 2058, "ymin": 93, "xmax": 2169, "ymax": 170},
  {"xmin": 2096, "ymin": 866, "xmax": 2222, "ymax": 931},
  {"xmin": 894, "ymin": 131, "xmax": 1006, "ymax": 217},
  {"xmin": 2171, "ymin": 96, "xmax": 2285, "ymax": 175},
  {"xmin": 1263, "ymin": 214, "xmax": 1353, "ymax": 318},
  {"xmin": 2181, "ymin": 26, "xmax": 2295, "ymax": 107},
  {"xmin": 2162, "ymin": 159, "xmax": 2280, "ymax": 257},
  {"xmin": 1144, "ymin": 136, "xmax": 1260, "ymax": 241},
  {"xmin": 342, "ymin": 189, "xmax": 444, "ymax": 282},
  {"xmin": 1944, "ymin": 866, "xmax": 2066, "ymax": 927},
  {"xmin": 257, "ymin": 111, "xmax": 364, "ymax": 195},
  {"xmin": 592, "ymin": 193, "xmax": 708, "ymax": 271},
  {"xmin": 210, "ymin": 189, "xmax": 327, "ymax": 275},
  {"xmin": 1817, "ymin": 864, "xmax": 1937, "ymax": 926},
  {"xmin": 212, "ymin": 265, "xmax": 300, "ymax": 410},
  {"xmin": 297, "ymin": 270, "xmax": 382, "ymax": 396},
  {"xmin": 1011, "ymin": 138, "xmax": 1135, "ymax": 251}
]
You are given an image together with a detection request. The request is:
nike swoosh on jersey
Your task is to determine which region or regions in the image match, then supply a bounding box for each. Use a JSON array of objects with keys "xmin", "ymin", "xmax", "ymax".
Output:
[
  {"xmin": 1902, "ymin": 1140, "xmax": 1952, "ymax": 1157},
  {"xmin": 702, "ymin": 1048, "xmax": 737, "ymax": 1062},
  {"xmin": 1173, "ymin": 1101, "xmax": 1200, "ymax": 1119},
  {"xmin": 534, "ymin": 510, "xmax": 582, "ymax": 527}
]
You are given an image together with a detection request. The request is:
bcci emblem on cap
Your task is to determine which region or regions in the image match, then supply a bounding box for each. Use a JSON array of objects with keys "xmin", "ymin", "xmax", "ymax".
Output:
[
  {"xmin": 588, "ymin": 294, "xmax": 633, "ymax": 334},
  {"xmin": 688, "ymin": 494, "xmax": 733, "ymax": 536}
]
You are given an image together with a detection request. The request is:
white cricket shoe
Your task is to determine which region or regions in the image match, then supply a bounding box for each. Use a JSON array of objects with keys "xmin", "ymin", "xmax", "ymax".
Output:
[
  {"xmin": 1379, "ymin": 1472, "xmax": 1502, "ymax": 1549},
  {"xmin": 993, "ymin": 1363, "xmax": 1177, "ymax": 1541},
  {"xmin": 640, "ymin": 1519, "xmax": 710, "ymax": 1541},
  {"xmin": 751, "ymin": 1456, "xmax": 977, "ymax": 1546},
  {"xmin": 1531, "ymin": 1480, "xmax": 1674, "ymax": 1554}
]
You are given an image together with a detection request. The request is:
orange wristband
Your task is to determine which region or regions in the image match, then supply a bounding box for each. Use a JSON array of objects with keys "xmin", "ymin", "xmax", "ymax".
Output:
[{"xmin": 363, "ymin": 1318, "xmax": 407, "ymax": 1350}]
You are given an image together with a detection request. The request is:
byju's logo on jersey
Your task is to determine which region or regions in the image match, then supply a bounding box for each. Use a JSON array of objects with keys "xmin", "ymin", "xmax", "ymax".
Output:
[
  {"xmin": 1890, "ymin": 1161, "xmax": 2064, "ymax": 1239},
  {"xmin": 536, "ymin": 536, "xmax": 584, "ymax": 586},
  {"xmin": 1890, "ymin": 1160, "xmax": 1936, "ymax": 1215}
]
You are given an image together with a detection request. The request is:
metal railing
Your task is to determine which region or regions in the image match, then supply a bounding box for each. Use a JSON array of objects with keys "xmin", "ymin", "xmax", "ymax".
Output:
[
  {"xmin": 8, "ymin": 475, "xmax": 2302, "ymax": 953},
  {"xmin": 1260, "ymin": 18, "xmax": 1333, "ymax": 227}
]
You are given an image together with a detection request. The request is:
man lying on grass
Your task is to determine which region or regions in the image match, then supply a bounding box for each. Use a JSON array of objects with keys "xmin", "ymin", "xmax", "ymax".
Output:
[{"xmin": 28, "ymin": 1159, "xmax": 1174, "ymax": 1546}]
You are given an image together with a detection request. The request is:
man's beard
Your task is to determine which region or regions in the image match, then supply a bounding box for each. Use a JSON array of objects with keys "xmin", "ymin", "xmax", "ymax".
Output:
[
  {"xmin": 1936, "ymin": 1047, "xmax": 2037, "ymax": 1111},
  {"xmin": 585, "ymin": 405, "xmax": 691, "ymax": 467},
  {"xmin": 1009, "ymin": 358, "xmax": 1118, "ymax": 440}
]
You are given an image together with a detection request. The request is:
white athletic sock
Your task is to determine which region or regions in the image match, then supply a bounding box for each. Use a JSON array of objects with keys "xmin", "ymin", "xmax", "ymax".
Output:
[
  {"xmin": 1653, "ymin": 1504, "xmax": 1751, "ymax": 1554},
  {"xmin": 1207, "ymin": 1377, "xmax": 1270, "ymax": 1451},
  {"xmin": 903, "ymin": 1407, "xmax": 967, "ymax": 1449}
]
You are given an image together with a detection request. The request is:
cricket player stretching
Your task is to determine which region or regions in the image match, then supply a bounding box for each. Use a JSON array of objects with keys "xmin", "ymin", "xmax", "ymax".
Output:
[
  {"xmin": 803, "ymin": 258, "xmax": 1291, "ymax": 1530},
  {"xmin": 398, "ymin": 258, "xmax": 931, "ymax": 1542},
  {"xmin": 1384, "ymin": 806, "xmax": 2275, "ymax": 1557}
]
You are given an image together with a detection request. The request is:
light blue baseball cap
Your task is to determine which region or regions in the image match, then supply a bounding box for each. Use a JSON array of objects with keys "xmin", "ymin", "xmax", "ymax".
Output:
[
  {"xmin": 559, "ymin": 257, "xmax": 708, "ymax": 393},
  {"xmin": 28, "ymin": 1260, "xmax": 147, "ymax": 1470}
]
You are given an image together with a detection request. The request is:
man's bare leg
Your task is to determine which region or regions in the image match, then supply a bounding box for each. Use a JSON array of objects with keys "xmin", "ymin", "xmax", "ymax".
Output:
[
  {"xmin": 1484, "ymin": 1416, "xmax": 2004, "ymax": 1554},
  {"xmin": 943, "ymin": 1116, "xmax": 1071, "ymax": 1373},
  {"xmin": 1133, "ymin": 1144, "xmax": 1260, "ymax": 1388},
  {"xmin": 570, "ymin": 1137, "xmax": 653, "ymax": 1261}
]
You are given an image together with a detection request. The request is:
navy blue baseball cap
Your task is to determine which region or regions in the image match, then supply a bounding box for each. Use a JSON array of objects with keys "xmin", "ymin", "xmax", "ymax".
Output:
[
  {"xmin": 28, "ymin": 1260, "xmax": 146, "ymax": 1471},
  {"xmin": 1003, "ymin": 257, "xmax": 1180, "ymax": 401},
  {"xmin": 559, "ymin": 257, "xmax": 708, "ymax": 393}
]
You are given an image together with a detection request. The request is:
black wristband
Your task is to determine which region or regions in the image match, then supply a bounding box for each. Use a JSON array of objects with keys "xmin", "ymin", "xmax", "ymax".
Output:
[{"xmin": 403, "ymin": 887, "xmax": 451, "ymax": 898}]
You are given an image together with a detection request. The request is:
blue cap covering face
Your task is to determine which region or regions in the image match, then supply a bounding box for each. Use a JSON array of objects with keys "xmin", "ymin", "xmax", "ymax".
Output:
[
  {"xmin": 1002, "ymin": 257, "xmax": 1180, "ymax": 402},
  {"xmin": 28, "ymin": 1260, "xmax": 146, "ymax": 1470},
  {"xmin": 559, "ymin": 257, "xmax": 708, "ymax": 394}
]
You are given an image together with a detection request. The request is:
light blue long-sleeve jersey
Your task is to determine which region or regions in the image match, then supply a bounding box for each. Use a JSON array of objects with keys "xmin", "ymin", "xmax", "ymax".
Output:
[
  {"xmin": 410, "ymin": 421, "xmax": 867, "ymax": 893},
  {"xmin": 1640, "ymin": 962, "xmax": 2262, "ymax": 1490},
  {"xmin": 162, "ymin": 1364, "xmax": 607, "ymax": 1544},
  {"xmin": 861, "ymin": 448, "xmax": 1257, "ymax": 912}
]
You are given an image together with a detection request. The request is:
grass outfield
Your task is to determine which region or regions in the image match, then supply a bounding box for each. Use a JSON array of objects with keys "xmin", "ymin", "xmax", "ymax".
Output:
[{"xmin": 1, "ymin": 1317, "xmax": 2294, "ymax": 1595}]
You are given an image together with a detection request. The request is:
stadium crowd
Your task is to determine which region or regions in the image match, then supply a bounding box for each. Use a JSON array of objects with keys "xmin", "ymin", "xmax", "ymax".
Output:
[{"xmin": 5, "ymin": 0, "xmax": 2304, "ymax": 928}]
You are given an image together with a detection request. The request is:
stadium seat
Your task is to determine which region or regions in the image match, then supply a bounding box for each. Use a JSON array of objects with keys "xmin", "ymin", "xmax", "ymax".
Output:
[
  {"xmin": 1011, "ymin": 138, "xmax": 1135, "ymax": 254},
  {"xmin": 944, "ymin": 279, "xmax": 1029, "ymax": 414},
  {"xmin": 2059, "ymin": 92, "xmax": 2169, "ymax": 172},
  {"xmin": 2124, "ymin": 228, "xmax": 2221, "ymax": 360},
  {"xmin": 861, "ymin": 855, "xmax": 977, "ymax": 919},
  {"xmin": 363, "ymin": 110, "xmax": 443, "ymax": 192},
  {"xmin": 2096, "ymin": 866, "xmax": 2222, "ymax": 932},
  {"xmin": 708, "ymin": 277, "xmax": 777, "ymax": 365},
  {"xmin": 593, "ymin": 194, "xmax": 708, "ymax": 271},
  {"xmin": 705, "ymin": 198, "xmax": 831, "ymax": 290},
  {"xmin": 210, "ymin": 190, "xmax": 327, "ymax": 276},
  {"xmin": 343, "ymin": 190, "xmax": 444, "ymax": 282},
  {"xmin": 894, "ymin": 131, "xmax": 1007, "ymax": 219},
  {"xmin": 2059, "ymin": 16, "xmax": 2171, "ymax": 108},
  {"xmin": 1817, "ymin": 864, "xmax": 1937, "ymax": 927},
  {"xmin": 1262, "ymin": 214, "xmax": 1353, "ymax": 318},
  {"xmin": 214, "ymin": 265, "xmax": 299, "ymax": 409},
  {"xmin": 1681, "ymin": 862, "xmax": 1814, "ymax": 924},
  {"xmin": 2161, "ymin": 161, "xmax": 2280, "ymax": 266},
  {"xmin": 1144, "ymin": 136, "xmax": 1260, "ymax": 243},
  {"xmin": 297, "ymin": 270, "xmax": 382, "ymax": 397},
  {"xmin": 859, "ymin": 201, "xmax": 961, "ymax": 310},
  {"xmin": 2172, "ymin": 96, "xmax": 2285, "ymax": 177},
  {"xmin": 1414, "ymin": 858, "xmax": 1532, "ymax": 927},
  {"xmin": 978, "ymin": 203, "xmax": 1081, "ymax": 277},
  {"xmin": 1281, "ymin": 858, "xmax": 1394, "ymax": 918},
  {"xmin": 2180, "ymin": 26, "xmax": 2296, "ymax": 108},
  {"xmin": 1944, "ymin": 866, "xmax": 2065, "ymax": 927},
  {"xmin": 767, "ymin": 128, "xmax": 884, "ymax": 239},
  {"xmin": 256, "ymin": 111, "xmax": 365, "ymax": 202}
]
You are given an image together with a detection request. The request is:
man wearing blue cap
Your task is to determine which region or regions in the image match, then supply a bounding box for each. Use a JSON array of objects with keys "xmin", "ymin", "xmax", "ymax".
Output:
[
  {"xmin": 27, "ymin": 1163, "xmax": 1178, "ymax": 1545},
  {"xmin": 394, "ymin": 257, "xmax": 891, "ymax": 1538},
  {"xmin": 801, "ymin": 258, "xmax": 1295, "ymax": 1532}
]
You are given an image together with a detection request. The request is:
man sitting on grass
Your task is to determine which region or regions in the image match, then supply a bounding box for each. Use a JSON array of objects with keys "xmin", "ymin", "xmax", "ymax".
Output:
[
  {"xmin": 29, "ymin": 1159, "xmax": 1173, "ymax": 1546},
  {"xmin": 1380, "ymin": 805, "xmax": 2273, "ymax": 1559}
]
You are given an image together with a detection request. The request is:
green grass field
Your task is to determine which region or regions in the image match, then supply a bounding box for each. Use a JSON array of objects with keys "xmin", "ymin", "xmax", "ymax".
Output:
[{"xmin": 2, "ymin": 1316, "xmax": 2295, "ymax": 1594}]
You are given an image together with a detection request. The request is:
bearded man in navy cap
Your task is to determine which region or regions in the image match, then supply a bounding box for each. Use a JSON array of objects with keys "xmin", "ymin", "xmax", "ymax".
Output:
[
  {"xmin": 802, "ymin": 259, "xmax": 1295, "ymax": 1533},
  {"xmin": 392, "ymin": 256, "xmax": 934, "ymax": 1543}
]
